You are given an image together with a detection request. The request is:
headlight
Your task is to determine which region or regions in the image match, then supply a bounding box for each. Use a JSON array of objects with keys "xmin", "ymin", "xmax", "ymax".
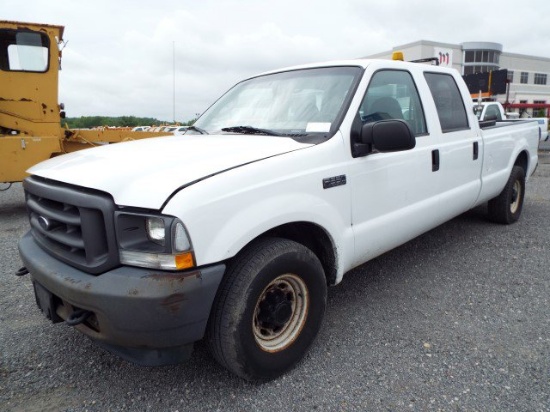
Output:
[
  {"xmin": 146, "ymin": 217, "xmax": 166, "ymax": 245},
  {"xmin": 116, "ymin": 212, "xmax": 194, "ymax": 270}
]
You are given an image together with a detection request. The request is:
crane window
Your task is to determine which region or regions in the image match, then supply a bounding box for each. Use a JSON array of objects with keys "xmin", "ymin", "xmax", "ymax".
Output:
[{"xmin": 0, "ymin": 30, "xmax": 49, "ymax": 72}]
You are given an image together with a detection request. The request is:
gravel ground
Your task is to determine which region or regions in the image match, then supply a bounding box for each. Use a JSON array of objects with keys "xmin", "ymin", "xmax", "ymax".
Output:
[{"xmin": 1, "ymin": 155, "xmax": 549, "ymax": 412}]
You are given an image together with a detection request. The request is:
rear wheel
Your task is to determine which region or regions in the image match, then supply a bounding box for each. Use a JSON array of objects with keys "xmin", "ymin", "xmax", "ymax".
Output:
[
  {"xmin": 207, "ymin": 237, "xmax": 327, "ymax": 381},
  {"xmin": 488, "ymin": 165, "xmax": 525, "ymax": 224}
]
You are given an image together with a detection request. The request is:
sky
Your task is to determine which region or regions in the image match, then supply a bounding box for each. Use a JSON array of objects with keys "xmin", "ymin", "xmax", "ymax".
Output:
[{"xmin": 3, "ymin": 0, "xmax": 550, "ymax": 123}]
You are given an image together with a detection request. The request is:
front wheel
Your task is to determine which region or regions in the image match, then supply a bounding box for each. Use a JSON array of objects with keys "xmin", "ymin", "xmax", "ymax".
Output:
[
  {"xmin": 206, "ymin": 237, "xmax": 327, "ymax": 381},
  {"xmin": 488, "ymin": 165, "xmax": 525, "ymax": 224}
]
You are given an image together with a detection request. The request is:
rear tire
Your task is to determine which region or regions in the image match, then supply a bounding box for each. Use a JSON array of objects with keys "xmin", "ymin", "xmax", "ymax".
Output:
[
  {"xmin": 488, "ymin": 165, "xmax": 525, "ymax": 224},
  {"xmin": 206, "ymin": 237, "xmax": 327, "ymax": 381}
]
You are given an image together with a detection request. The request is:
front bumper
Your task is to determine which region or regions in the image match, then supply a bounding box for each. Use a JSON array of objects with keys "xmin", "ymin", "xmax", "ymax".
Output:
[{"xmin": 18, "ymin": 231, "xmax": 225, "ymax": 365}]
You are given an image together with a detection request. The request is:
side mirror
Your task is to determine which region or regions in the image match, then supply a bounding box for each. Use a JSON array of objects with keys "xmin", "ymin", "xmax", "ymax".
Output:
[{"xmin": 361, "ymin": 119, "xmax": 416, "ymax": 152}]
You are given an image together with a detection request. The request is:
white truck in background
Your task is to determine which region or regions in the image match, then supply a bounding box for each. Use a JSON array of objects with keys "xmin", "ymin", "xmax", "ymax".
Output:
[
  {"xmin": 474, "ymin": 101, "xmax": 549, "ymax": 140},
  {"xmin": 18, "ymin": 58, "xmax": 539, "ymax": 381}
]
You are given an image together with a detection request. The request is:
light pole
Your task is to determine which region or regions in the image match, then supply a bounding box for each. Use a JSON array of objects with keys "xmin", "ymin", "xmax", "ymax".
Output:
[{"xmin": 173, "ymin": 41, "xmax": 176, "ymax": 124}]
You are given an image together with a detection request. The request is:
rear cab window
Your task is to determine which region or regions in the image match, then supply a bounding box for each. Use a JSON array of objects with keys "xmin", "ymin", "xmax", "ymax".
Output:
[
  {"xmin": 424, "ymin": 72, "xmax": 470, "ymax": 133},
  {"xmin": 484, "ymin": 104, "xmax": 503, "ymax": 121}
]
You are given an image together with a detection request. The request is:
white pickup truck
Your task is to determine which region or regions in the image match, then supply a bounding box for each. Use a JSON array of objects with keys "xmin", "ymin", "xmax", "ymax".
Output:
[
  {"xmin": 474, "ymin": 101, "xmax": 549, "ymax": 140},
  {"xmin": 18, "ymin": 58, "xmax": 539, "ymax": 381}
]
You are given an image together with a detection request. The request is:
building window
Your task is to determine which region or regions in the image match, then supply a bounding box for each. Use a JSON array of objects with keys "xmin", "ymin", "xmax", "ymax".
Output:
[
  {"xmin": 463, "ymin": 47, "xmax": 501, "ymax": 75},
  {"xmin": 519, "ymin": 100, "xmax": 529, "ymax": 117},
  {"xmin": 465, "ymin": 64, "xmax": 499, "ymax": 74},
  {"xmin": 467, "ymin": 65, "xmax": 489, "ymax": 74},
  {"xmin": 466, "ymin": 49, "xmax": 500, "ymax": 64},
  {"xmin": 507, "ymin": 70, "xmax": 514, "ymax": 82},
  {"xmin": 520, "ymin": 72, "xmax": 529, "ymax": 84},
  {"xmin": 534, "ymin": 73, "xmax": 547, "ymax": 85},
  {"xmin": 533, "ymin": 100, "xmax": 547, "ymax": 117}
]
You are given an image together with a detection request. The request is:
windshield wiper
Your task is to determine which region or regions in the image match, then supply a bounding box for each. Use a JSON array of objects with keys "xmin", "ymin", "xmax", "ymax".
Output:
[
  {"xmin": 221, "ymin": 125, "xmax": 283, "ymax": 136},
  {"xmin": 185, "ymin": 125, "xmax": 209, "ymax": 135}
]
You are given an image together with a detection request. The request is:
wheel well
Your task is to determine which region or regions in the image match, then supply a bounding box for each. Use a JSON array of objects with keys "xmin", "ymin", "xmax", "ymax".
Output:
[
  {"xmin": 260, "ymin": 222, "xmax": 338, "ymax": 286},
  {"xmin": 514, "ymin": 151, "xmax": 528, "ymax": 173}
]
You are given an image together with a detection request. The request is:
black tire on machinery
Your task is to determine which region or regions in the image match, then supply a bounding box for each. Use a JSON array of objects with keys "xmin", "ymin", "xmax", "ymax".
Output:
[
  {"xmin": 206, "ymin": 237, "xmax": 327, "ymax": 381},
  {"xmin": 487, "ymin": 165, "xmax": 525, "ymax": 224}
]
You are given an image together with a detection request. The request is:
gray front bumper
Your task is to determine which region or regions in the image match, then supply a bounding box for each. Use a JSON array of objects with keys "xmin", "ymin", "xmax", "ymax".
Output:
[{"xmin": 19, "ymin": 231, "xmax": 225, "ymax": 365}]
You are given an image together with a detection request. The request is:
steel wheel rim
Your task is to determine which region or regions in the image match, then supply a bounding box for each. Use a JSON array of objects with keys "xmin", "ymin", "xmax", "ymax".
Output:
[
  {"xmin": 510, "ymin": 180, "xmax": 521, "ymax": 214},
  {"xmin": 253, "ymin": 273, "xmax": 309, "ymax": 352}
]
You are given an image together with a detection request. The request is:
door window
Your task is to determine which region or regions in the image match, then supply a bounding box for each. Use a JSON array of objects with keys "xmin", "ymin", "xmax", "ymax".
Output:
[{"xmin": 359, "ymin": 70, "xmax": 427, "ymax": 136}]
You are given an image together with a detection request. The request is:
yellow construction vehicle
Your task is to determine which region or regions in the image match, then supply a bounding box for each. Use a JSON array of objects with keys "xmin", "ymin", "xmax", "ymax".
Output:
[{"xmin": 0, "ymin": 20, "xmax": 170, "ymax": 185}]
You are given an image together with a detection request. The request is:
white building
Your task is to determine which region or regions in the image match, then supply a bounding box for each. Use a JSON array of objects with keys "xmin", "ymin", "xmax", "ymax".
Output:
[{"xmin": 367, "ymin": 40, "xmax": 550, "ymax": 116}]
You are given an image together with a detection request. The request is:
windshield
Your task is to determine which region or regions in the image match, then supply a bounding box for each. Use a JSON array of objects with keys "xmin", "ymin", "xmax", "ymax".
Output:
[{"xmin": 193, "ymin": 66, "xmax": 363, "ymax": 141}]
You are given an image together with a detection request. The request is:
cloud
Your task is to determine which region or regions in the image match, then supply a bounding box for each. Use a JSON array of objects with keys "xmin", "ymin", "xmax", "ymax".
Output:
[{"xmin": 3, "ymin": 0, "xmax": 550, "ymax": 122}]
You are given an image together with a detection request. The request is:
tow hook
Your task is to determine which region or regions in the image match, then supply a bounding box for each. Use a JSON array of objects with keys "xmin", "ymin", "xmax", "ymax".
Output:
[
  {"xmin": 66, "ymin": 309, "xmax": 92, "ymax": 326},
  {"xmin": 15, "ymin": 267, "xmax": 29, "ymax": 277}
]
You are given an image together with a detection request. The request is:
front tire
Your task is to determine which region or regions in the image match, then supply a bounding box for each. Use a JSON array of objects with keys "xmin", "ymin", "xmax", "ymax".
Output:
[
  {"xmin": 488, "ymin": 165, "xmax": 525, "ymax": 224},
  {"xmin": 207, "ymin": 237, "xmax": 327, "ymax": 381}
]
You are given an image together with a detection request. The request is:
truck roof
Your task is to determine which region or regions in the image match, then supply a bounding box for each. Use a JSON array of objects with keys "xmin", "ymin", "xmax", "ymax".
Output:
[{"xmin": 257, "ymin": 58, "xmax": 454, "ymax": 77}]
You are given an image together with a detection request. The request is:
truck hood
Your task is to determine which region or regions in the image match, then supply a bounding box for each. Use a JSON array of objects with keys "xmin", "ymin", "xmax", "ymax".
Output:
[{"xmin": 28, "ymin": 134, "xmax": 312, "ymax": 209}]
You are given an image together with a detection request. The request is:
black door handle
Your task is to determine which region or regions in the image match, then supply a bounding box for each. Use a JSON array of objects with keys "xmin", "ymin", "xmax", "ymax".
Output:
[
  {"xmin": 473, "ymin": 141, "xmax": 479, "ymax": 160},
  {"xmin": 432, "ymin": 149, "xmax": 440, "ymax": 172}
]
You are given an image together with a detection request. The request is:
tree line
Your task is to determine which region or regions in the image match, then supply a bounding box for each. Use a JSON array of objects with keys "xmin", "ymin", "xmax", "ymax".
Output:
[{"xmin": 63, "ymin": 116, "xmax": 196, "ymax": 129}]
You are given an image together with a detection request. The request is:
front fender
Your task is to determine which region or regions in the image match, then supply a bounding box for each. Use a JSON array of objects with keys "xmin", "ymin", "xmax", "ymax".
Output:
[
  {"xmin": 161, "ymin": 142, "xmax": 354, "ymax": 280},
  {"xmin": 203, "ymin": 192, "xmax": 347, "ymax": 264},
  {"xmin": 167, "ymin": 187, "xmax": 352, "ymax": 272}
]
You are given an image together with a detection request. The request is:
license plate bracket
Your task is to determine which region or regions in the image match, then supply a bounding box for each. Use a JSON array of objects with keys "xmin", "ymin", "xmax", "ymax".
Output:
[{"xmin": 33, "ymin": 281, "xmax": 63, "ymax": 323}]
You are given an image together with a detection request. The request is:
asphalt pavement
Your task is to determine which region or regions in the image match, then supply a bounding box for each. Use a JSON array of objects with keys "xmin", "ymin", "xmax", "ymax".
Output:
[{"xmin": 1, "ymin": 154, "xmax": 549, "ymax": 412}]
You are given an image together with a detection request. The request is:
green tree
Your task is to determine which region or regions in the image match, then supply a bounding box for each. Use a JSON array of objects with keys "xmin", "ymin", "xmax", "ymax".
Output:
[{"xmin": 63, "ymin": 116, "xmax": 199, "ymax": 129}]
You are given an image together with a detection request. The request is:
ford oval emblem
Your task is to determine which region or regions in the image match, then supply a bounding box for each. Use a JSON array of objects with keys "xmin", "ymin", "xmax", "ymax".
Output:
[{"xmin": 38, "ymin": 216, "xmax": 52, "ymax": 231}]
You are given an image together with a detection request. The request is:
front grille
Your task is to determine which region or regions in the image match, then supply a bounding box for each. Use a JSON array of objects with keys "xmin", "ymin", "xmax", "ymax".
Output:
[{"xmin": 24, "ymin": 176, "xmax": 119, "ymax": 274}]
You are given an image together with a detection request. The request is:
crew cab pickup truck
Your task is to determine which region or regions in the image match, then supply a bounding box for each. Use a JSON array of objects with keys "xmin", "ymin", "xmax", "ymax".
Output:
[{"xmin": 18, "ymin": 58, "xmax": 539, "ymax": 381}]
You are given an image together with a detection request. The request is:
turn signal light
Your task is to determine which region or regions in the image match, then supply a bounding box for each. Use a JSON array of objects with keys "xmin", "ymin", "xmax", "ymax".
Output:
[{"xmin": 175, "ymin": 252, "xmax": 195, "ymax": 270}]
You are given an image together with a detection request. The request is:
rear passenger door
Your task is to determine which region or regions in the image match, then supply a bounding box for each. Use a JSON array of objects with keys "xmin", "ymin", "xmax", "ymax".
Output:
[{"xmin": 423, "ymin": 72, "xmax": 483, "ymax": 218}]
